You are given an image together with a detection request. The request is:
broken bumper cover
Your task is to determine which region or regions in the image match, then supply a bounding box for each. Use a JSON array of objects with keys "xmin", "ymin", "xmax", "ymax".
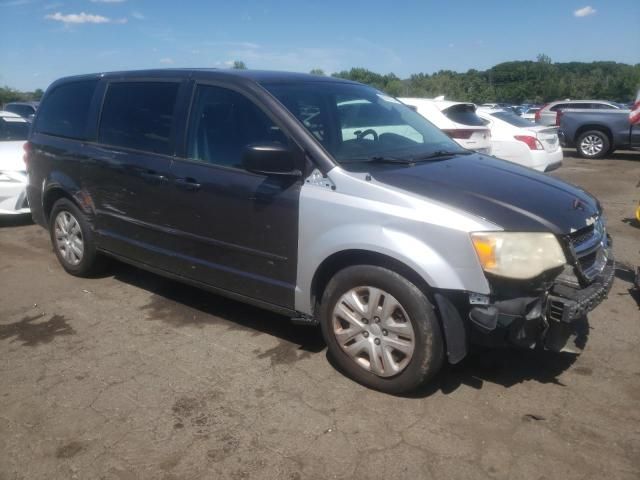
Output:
[{"xmin": 466, "ymin": 258, "xmax": 615, "ymax": 353}]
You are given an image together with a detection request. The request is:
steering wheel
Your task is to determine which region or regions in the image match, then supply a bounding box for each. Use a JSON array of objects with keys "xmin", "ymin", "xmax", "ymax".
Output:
[{"xmin": 356, "ymin": 129, "xmax": 379, "ymax": 141}]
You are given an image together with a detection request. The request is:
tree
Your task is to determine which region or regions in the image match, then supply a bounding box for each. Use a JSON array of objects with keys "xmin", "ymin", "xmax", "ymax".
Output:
[
  {"xmin": 309, "ymin": 68, "xmax": 325, "ymax": 76},
  {"xmin": 231, "ymin": 60, "xmax": 247, "ymax": 70},
  {"xmin": 537, "ymin": 53, "xmax": 552, "ymax": 64}
]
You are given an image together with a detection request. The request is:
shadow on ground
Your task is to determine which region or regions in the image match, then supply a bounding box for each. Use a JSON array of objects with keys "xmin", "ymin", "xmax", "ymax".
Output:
[
  {"xmin": 0, "ymin": 214, "xmax": 33, "ymax": 228},
  {"xmin": 110, "ymin": 262, "xmax": 325, "ymax": 355},
  {"xmin": 562, "ymin": 149, "xmax": 640, "ymax": 162},
  {"xmin": 104, "ymin": 260, "xmax": 589, "ymax": 397}
]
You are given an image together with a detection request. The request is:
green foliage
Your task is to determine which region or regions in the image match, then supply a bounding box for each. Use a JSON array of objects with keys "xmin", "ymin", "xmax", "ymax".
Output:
[
  {"xmin": 3, "ymin": 59, "xmax": 638, "ymax": 106},
  {"xmin": 0, "ymin": 86, "xmax": 43, "ymax": 106},
  {"xmin": 333, "ymin": 60, "xmax": 640, "ymax": 103}
]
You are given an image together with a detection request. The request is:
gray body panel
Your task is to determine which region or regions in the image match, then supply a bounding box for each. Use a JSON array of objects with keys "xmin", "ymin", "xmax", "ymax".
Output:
[
  {"xmin": 294, "ymin": 167, "xmax": 498, "ymax": 315},
  {"xmin": 559, "ymin": 109, "xmax": 639, "ymax": 149}
]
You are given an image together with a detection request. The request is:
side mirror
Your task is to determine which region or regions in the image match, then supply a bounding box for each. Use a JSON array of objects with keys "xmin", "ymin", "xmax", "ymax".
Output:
[{"xmin": 242, "ymin": 143, "xmax": 301, "ymax": 177}]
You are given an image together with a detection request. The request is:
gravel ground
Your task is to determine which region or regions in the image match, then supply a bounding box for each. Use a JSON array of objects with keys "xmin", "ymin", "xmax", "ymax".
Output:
[{"xmin": 1, "ymin": 150, "xmax": 639, "ymax": 480}]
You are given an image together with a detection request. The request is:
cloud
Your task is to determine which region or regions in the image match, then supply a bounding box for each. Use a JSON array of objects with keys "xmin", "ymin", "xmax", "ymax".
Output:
[
  {"xmin": 131, "ymin": 11, "xmax": 144, "ymax": 20},
  {"xmin": 45, "ymin": 11, "xmax": 127, "ymax": 24},
  {"xmin": 574, "ymin": 6, "xmax": 596, "ymax": 17},
  {"xmin": 159, "ymin": 57, "xmax": 174, "ymax": 64}
]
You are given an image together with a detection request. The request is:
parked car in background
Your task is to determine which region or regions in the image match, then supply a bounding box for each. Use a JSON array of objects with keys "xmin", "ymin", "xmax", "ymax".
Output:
[
  {"xmin": 521, "ymin": 107, "xmax": 540, "ymax": 122},
  {"xmin": 477, "ymin": 108, "xmax": 562, "ymax": 171},
  {"xmin": 26, "ymin": 69, "xmax": 614, "ymax": 393},
  {"xmin": 3, "ymin": 101, "xmax": 39, "ymax": 122},
  {"xmin": 558, "ymin": 108, "xmax": 640, "ymax": 158},
  {"xmin": 535, "ymin": 100, "xmax": 624, "ymax": 126},
  {"xmin": 0, "ymin": 111, "xmax": 30, "ymax": 214},
  {"xmin": 400, "ymin": 98, "xmax": 491, "ymax": 154}
]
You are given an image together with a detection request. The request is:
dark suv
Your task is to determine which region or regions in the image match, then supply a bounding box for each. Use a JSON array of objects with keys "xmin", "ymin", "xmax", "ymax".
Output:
[{"xmin": 26, "ymin": 70, "xmax": 614, "ymax": 393}]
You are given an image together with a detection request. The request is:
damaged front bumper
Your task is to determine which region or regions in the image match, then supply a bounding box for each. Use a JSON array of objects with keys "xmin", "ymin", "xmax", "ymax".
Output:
[{"xmin": 464, "ymin": 253, "xmax": 615, "ymax": 355}]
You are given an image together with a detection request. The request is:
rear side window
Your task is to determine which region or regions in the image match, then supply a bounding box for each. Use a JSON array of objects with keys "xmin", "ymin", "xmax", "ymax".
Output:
[
  {"xmin": 490, "ymin": 111, "xmax": 535, "ymax": 127},
  {"xmin": 5, "ymin": 104, "xmax": 35, "ymax": 118},
  {"xmin": 442, "ymin": 104, "xmax": 485, "ymax": 126},
  {"xmin": 98, "ymin": 82, "xmax": 179, "ymax": 155},
  {"xmin": 35, "ymin": 80, "xmax": 97, "ymax": 139}
]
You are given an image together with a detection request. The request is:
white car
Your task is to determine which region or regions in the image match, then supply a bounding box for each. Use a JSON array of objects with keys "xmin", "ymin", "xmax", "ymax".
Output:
[
  {"xmin": 520, "ymin": 107, "xmax": 540, "ymax": 122},
  {"xmin": 0, "ymin": 111, "xmax": 30, "ymax": 215},
  {"xmin": 476, "ymin": 108, "xmax": 563, "ymax": 171},
  {"xmin": 399, "ymin": 98, "xmax": 492, "ymax": 154}
]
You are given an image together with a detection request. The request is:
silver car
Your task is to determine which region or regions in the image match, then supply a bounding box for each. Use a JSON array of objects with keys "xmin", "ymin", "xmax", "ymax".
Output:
[{"xmin": 535, "ymin": 100, "xmax": 622, "ymax": 126}]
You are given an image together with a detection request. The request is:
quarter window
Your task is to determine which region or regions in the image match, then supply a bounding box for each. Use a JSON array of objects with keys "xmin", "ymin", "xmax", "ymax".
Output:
[
  {"xmin": 35, "ymin": 80, "xmax": 97, "ymax": 139},
  {"xmin": 186, "ymin": 85, "xmax": 288, "ymax": 168},
  {"xmin": 98, "ymin": 82, "xmax": 179, "ymax": 155}
]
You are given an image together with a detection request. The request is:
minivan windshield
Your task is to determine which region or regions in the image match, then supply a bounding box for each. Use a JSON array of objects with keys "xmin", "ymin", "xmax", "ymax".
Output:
[{"xmin": 263, "ymin": 81, "xmax": 466, "ymax": 165}]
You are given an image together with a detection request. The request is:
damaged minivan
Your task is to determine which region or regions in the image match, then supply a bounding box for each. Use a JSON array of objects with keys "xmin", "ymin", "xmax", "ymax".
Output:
[{"xmin": 26, "ymin": 70, "xmax": 614, "ymax": 393}]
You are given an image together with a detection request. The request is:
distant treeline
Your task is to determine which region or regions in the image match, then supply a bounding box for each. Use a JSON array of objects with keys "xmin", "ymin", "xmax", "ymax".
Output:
[
  {"xmin": 0, "ymin": 86, "xmax": 43, "ymax": 106},
  {"xmin": 328, "ymin": 56, "xmax": 640, "ymax": 104},
  {"xmin": 2, "ymin": 57, "xmax": 639, "ymax": 107}
]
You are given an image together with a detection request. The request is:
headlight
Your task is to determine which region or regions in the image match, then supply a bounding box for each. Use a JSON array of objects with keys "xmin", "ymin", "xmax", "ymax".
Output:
[{"xmin": 470, "ymin": 232, "xmax": 566, "ymax": 280}]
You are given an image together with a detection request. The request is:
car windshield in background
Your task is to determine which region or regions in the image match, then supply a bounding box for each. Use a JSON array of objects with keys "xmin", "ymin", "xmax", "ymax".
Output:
[
  {"xmin": 0, "ymin": 120, "xmax": 29, "ymax": 141},
  {"xmin": 442, "ymin": 104, "xmax": 486, "ymax": 126},
  {"xmin": 491, "ymin": 110, "xmax": 537, "ymax": 128},
  {"xmin": 263, "ymin": 82, "xmax": 465, "ymax": 166}
]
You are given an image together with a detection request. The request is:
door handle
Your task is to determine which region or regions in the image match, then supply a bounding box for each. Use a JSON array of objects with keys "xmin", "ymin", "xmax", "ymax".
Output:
[
  {"xmin": 140, "ymin": 171, "xmax": 168, "ymax": 184},
  {"xmin": 174, "ymin": 177, "xmax": 201, "ymax": 191}
]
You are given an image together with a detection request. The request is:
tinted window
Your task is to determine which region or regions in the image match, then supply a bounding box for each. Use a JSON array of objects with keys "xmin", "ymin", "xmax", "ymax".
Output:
[
  {"xmin": 490, "ymin": 111, "xmax": 536, "ymax": 127},
  {"xmin": 35, "ymin": 80, "xmax": 97, "ymax": 139},
  {"xmin": 443, "ymin": 104, "xmax": 485, "ymax": 126},
  {"xmin": 590, "ymin": 103, "xmax": 617, "ymax": 109},
  {"xmin": 99, "ymin": 82, "xmax": 179, "ymax": 154},
  {"xmin": 186, "ymin": 85, "xmax": 288, "ymax": 168},
  {"xmin": 0, "ymin": 119, "xmax": 29, "ymax": 141},
  {"xmin": 550, "ymin": 103, "xmax": 570, "ymax": 111},
  {"xmin": 5, "ymin": 104, "xmax": 35, "ymax": 118}
]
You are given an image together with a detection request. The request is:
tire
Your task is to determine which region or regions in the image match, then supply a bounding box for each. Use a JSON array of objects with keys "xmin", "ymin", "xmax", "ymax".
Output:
[
  {"xmin": 49, "ymin": 198, "xmax": 106, "ymax": 277},
  {"xmin": 576, "ymin": 130, "xmax": 610, "ymax": 159},
  {"xmin": 319, "ymin": 265, "xmax": 444, "ymax": 394}
]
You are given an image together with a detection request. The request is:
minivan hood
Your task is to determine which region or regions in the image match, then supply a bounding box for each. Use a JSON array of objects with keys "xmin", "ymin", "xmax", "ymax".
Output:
[{"xmin": 369, "ymin": 154, "xmax": 599, "ymax": 234}]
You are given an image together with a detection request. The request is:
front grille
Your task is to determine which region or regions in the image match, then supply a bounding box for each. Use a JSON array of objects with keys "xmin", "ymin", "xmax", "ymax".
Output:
[
  {"xmin": 566, "ymin": 220, "xmax": 608, "ymax": 283},
  {"xmin": 569, "ymin": 224, "xmax": 595, "ymax": 246}
]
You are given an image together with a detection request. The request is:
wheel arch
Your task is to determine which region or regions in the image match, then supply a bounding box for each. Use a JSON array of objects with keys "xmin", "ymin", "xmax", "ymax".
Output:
[
  {"xmin": 309, "ymin": 249, "xmax": 468, "ymax": 364},
  {"xmin": 575, "ymin": 124, "xmax": 613, "ymax": 145},
  {"xmin": 42, "ymin": 187, "xmax": 76, "ymax": 224}
]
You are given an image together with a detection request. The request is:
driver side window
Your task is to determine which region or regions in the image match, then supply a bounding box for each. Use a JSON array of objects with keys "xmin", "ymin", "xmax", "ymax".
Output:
[{"xmin": 186, "ymin": 85, "xmax": 288, "ymax": 169}]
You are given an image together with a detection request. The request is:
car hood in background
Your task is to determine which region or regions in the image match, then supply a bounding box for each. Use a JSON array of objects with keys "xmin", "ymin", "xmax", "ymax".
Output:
[
  {"xmin": 0, "ymin": 141, "xmax": 26, "ymax": 171},
  {"xmin": 371, "ymin": 153, "xmax": 599, "ymax": 233}
]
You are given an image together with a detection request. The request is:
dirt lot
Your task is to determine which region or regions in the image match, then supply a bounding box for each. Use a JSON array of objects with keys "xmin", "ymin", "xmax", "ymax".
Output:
[{"xmin": 1, "ymin": 151, "xmax": 639, "ymax": 480}]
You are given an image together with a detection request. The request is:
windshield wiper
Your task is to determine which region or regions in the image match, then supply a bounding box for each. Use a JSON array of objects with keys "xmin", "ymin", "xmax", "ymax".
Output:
[
  {"xmin": 413, "ymin": 150, "xmax": 471, "ymax": 161},
  {"xmin": 341, "ymin": 155, "xmax": 415, "ymax": 165}
]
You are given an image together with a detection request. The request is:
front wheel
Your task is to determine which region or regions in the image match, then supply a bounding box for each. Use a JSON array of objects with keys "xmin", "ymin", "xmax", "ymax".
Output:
[
  {"xmin": 576, "ymin": 130, "xmax": 610, "ymax": 159},
  {"xmin": 319, "ymin": 265, "xmax": 444, "ymax": 394}
]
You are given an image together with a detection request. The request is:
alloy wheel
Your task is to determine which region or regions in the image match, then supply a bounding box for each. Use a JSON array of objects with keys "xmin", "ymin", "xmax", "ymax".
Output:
[{"xmin": 580, "ymin": 135, "xmax": 604, "ymax": 157}]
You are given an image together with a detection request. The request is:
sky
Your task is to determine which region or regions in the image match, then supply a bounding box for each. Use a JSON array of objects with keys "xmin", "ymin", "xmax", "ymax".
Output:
[{"xmin": 1, "ymin": 0, "xmax": 639, "ymax": 91}]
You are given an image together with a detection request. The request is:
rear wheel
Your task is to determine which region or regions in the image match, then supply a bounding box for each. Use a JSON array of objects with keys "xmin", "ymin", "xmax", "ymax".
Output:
[
  {"xmin": 319, "ymin": 265, "xmax": 444, "ymax": 394},
  {"xmin": 576, "ymin": 130, "xmax": 610, "ymax": 159},
  {"xmin": 49, "ymin": 198, "xmax": 106, "ymax": 276}
]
